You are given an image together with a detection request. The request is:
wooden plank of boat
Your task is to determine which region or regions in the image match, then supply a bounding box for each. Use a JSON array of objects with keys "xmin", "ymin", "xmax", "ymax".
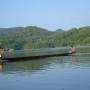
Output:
[{"xmin": 1, "ymin": 52, "xmax": 71, "ymax": 62}]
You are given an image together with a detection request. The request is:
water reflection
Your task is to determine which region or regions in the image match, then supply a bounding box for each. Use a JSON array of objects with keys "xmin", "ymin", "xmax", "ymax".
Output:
[
  {"xmin": 70, "ymin": 55, "xmax": 77, "ymax": 62},
  {"xmin": 0, "ymin": 55, "xmax": 90, "ymax": 74},
  {"xmin": 0, "ymin": 64, "xmax": 3, "ymax": 71},
  {"xmin": 1, "ymin": 59, "xmax": 50, "ymax": 74},
  {"xmin": 0, "ymin": 55, "xmax": 90, "ymax": 90}
]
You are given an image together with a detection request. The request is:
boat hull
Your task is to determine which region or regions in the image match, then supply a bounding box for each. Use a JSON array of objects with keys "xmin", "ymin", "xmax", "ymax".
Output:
[{"xmin": 1, "ymin": 52, "xmax": 71, "ymax": 62}]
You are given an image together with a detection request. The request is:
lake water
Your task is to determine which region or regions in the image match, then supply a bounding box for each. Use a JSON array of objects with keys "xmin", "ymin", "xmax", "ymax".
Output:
[{"xmin": 0, "ymin": 54, "xmax": 90, "ymax": 90}]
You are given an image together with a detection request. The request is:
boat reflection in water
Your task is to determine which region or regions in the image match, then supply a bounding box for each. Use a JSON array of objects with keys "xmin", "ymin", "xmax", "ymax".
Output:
[
  {"xmin": 0, "ymin": 54, "xmax": 90, "ymax": 90},
  {"xmin": 0, "ymin": 55, "xmax": 78, "ymax": 74},
  {"xmin": 0, "ymin": 64, "xmax": 3, "ymax": 71}
]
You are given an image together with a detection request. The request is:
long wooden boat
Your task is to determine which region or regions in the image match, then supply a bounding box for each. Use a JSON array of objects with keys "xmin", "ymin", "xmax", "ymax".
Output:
[
  {"xmin": 0, "ymin": 48, "xmax": 74, "ymax": 62},
  {"xmin": 1, "ymin": 52, "xmax": 72, "ymax": 62}
]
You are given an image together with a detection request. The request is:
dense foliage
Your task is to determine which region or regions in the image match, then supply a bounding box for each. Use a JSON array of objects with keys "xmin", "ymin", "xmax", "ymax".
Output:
[{"xmin": 0, "ymin": 26, "xmax": 90, "ymax": 50}]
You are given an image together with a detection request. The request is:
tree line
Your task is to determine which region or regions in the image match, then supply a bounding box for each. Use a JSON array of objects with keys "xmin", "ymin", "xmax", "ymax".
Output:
[{"xmin": 0, "ymin": 26, "xmax": 90, "ymax": 50}]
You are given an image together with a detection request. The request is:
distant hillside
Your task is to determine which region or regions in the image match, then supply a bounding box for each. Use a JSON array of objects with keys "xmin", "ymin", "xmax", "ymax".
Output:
[
  {"xmin": 0, "ymin": 26, "xmax": 50, "ymax": 38},
  {"xmin": 0, "ymin": 26, "xmax": 90, "ymax": 50},
  {"xmin": 55, "ymin": 29, "xmax": 64, "ymax": 32},
  {"xmin": 51, "ymin": 26, "xmax": 90, "ymax": 47},
  {"xmin": 0, "ymin": 26, "xmax": 51, "ymax": 49}
]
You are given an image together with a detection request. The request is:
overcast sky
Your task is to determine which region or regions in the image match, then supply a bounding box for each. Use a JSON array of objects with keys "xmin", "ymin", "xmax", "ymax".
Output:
[{"xmin": 0, "ymin": 0, "xmax": 90, "ymax": 30}]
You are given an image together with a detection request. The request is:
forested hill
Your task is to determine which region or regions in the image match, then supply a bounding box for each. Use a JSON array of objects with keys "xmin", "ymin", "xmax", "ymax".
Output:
[{"xmin": 0, "ymin": 26, "xmax": 90, "ymax": 50}]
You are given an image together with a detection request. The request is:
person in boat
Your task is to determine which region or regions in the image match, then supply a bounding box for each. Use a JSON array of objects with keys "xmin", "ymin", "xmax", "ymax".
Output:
[
  {"xmin": 69, "ymin": 46, "xmax": 76, "ymax": 53},
  {"xmin": 0, "ymin": 46, "xmax": 5, "ymax": 58},
  {"xmin": 0, "ymin": 54, "xmax": 1, "ymax": 59}
]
